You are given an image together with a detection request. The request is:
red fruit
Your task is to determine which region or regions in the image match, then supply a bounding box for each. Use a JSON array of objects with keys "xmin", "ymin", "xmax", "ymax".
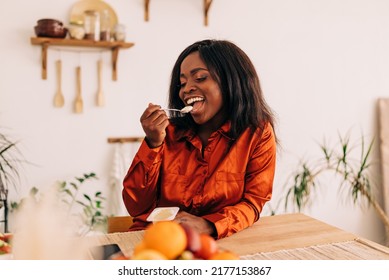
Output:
[
  {"xmin": 194, "ymin": 234, "xmax": 218, "ymax": 259},
  {"xmin": 0, "ymin": 240, "xmax": 12, "ymax": 255},
  {"xmin": 180, "ymin": 224, "xmax": 201, "ymax": 253},
  {"xmin": 3, "ymin": 233, "xmax": 13, "ymax": 244},
  {"xmin": 109, "ymin": 252, "xmax": 129, "ymax": 260},
  {"xmin": 0, "ymin": 233, "xmax": 13, "ymax": 243}
]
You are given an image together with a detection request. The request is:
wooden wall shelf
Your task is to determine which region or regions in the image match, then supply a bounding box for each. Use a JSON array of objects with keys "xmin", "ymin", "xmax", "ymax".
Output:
[
  {"xmin": 144, "ymin": 0, "xmax": 213, "ymax": 26},
  {"xmin": 30, "ymin": 37, "xmax": 135, "ymax": 81},
  {"xmin": 107, "ymin": 137, "xmax": 144, "ymax": 143}
]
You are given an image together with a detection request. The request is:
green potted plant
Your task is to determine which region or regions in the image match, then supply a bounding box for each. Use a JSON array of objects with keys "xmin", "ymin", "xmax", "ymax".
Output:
[
  {"xmin": 10, "ymin": 172, "xmax": 108, "ymax": 236},
  {"xmin": 0, "ymin": 130, "xmax": 24, "ymax": 233},
  {"xmin": 275, "ymin": 132, "xmax": 389, "ymax": 245},
  {"xmin": 56, "ymin": 172, "xmax": 108, "ymax": 235}
]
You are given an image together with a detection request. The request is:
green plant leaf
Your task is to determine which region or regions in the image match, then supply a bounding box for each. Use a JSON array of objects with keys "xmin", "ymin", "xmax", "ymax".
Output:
[
  {"xmin": 279, "ymin": 130, "xmax": 385, "ymax": 234},
  {"xmin": 10, "ymin": 170, "xmax": 108, "ymax": 236},
  {"xmin": 70, "ymin": 182, "xmax": 78, "ymax": 191}
]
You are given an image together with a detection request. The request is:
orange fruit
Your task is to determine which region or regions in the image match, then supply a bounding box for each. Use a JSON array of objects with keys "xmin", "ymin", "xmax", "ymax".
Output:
[
  {"xmin": 194, "ymin": 233, "xmax": 218, "ymax": 259},
  {"xmin": 142, "ymin": 221, "xmax": 187, "ymax": 259},
  {"xmin": 132, "ymin": 249, "xmax": 167, "ymax": 260},
  {"xmin": 209, "ymin": 251, "xmax": 240, "ymax": 260},
  {"xmin": 133, "ymin": 241, "xmax": 147, "ymax": 255}
]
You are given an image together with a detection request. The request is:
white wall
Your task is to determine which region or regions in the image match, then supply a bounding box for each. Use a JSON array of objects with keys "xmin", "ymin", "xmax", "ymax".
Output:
[{"xmin": 1, "ymin": 0, "xmax": 388, "ymax": 244}]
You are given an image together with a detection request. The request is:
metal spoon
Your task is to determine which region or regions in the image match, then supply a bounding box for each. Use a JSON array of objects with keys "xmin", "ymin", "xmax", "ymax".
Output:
[{"xmin": 161, "ymin": 105, "xmax": 193, "ymax": 114}]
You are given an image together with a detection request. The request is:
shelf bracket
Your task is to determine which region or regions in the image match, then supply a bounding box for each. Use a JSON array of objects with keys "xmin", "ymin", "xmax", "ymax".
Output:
[
  {"xmin": 204, "ymin": 0, "xmax": 213, "ymax": 26},
  {"xmin": 143, "ymin": 0, "xmax": 212, "ymax": 25},
  {"xmin": 144, "ymin": 0, "xmax": 150, "ymax": 21},
  {"xmin": 111, "ymin": 47, "xmax": 120, "ymax": 81},
  {"xmin": 41, "ymin": 43, "xmax": 49, "ymax": 79}
]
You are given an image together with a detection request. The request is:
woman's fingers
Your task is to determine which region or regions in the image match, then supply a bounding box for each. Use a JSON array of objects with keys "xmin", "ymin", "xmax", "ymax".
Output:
[
  {"xmin": 174, "ymin": 211, "xmax": 215, "ymax": 236},
  {"xmin": 140, "ymin": 103, "xmax": 169, "ymax": 148},
  {"xmin": 140, "ymin": 103, "xmax": 161, "ymax": 122}
]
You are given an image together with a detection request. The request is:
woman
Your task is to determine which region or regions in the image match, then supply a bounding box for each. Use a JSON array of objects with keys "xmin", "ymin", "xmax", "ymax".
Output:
[{"xmin": 122, "ymin": 39, "xmax": 277, "ymax": 239}]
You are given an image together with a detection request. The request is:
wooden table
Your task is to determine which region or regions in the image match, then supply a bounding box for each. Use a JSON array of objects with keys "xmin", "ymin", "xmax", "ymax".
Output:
[{"xmin": 88, "ymin": 213, "xmax": 389, "ymax": 260}]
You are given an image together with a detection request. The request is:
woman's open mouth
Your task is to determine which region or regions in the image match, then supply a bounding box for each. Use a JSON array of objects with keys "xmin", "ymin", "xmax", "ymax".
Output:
[{"xmin": 186, "ymin": 97, "xmax": 205, "ymax": 114}]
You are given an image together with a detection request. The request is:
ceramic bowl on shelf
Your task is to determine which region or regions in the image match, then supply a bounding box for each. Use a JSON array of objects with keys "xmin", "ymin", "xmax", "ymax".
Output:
[
  {"xmin": 34, "ymin": 25, "xmax": 68, "ymax": 38},
  {"xmin": 37, "ymin": 18, "xmax": 63, "ymax": 27},
  {"xmin": 35, "ymin": 18, "xmax": 68, "ymax": 38}
]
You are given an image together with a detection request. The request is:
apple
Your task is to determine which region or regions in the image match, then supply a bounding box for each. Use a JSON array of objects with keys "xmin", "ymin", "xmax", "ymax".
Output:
[
  {"xmin": 0, "ymin": 240, "xmax": 12, "ymax": 255},
  {"xmin": 180, "ymin": 224, "xmax": 201, "ymax": 253},
  {"xmin": 194, "ymin": 233, "xmax": 218, "ymax": 259},
  {"xmin": 109, "ymin": 251, "xmax": 129, "ymax": 260},
  {"xmin": 1, "ymin": 233, "xmax": 13, "ymax": 244}
]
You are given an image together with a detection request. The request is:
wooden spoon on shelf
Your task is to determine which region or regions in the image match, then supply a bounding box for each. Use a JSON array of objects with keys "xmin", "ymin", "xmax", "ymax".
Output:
[
  {"xmin": 74, "ymin": 66, "xmax": 83, "ymax": 113},
  {"xmin": 54, "ymin": 60, "xmax": 65, "ymax": 107},
  {"xmin": 96, "ymin": 59, "xmax": 105, "ymax": 107}
]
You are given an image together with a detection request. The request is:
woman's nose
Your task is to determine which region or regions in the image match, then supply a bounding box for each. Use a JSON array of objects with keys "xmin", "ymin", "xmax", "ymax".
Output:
[{"xmin": 183, "ymin": 82, "xmax": 196, "ymax": 94}]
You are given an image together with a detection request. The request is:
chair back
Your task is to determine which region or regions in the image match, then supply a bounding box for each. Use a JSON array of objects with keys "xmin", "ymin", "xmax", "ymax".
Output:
[{"xmin": 107, "ymin": 216, "xmax": 133, "ymax": 233}]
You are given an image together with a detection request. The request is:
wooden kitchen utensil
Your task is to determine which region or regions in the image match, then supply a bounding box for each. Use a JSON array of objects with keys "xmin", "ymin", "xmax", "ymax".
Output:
[
  {"xmin": 54, "ymin": 60, "xmax": 65, "ymax": 107},
  {"xmin": 96, "ymin": 59, "xmax": 104, "ymax": 107},
  {"xmin": 74, "ymin": 66, "xmax": 83, "ymax": 113}
]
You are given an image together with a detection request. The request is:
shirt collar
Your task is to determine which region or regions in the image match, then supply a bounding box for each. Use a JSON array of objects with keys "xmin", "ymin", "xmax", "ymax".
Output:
[{"xmin": 174, "ymin": 121, "xmax": 234, "ymax": 141}]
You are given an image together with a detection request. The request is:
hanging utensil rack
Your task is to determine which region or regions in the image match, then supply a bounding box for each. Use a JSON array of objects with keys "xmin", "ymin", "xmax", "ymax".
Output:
[{"xmin": 30, "ymin": 37, "xmax": 134, "ymax": 81}]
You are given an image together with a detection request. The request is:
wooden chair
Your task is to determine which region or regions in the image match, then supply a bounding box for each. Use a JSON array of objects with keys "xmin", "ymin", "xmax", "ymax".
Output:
[{"xmin": 107, "ymin": 216, "xmax": 134, "ymax": 233}]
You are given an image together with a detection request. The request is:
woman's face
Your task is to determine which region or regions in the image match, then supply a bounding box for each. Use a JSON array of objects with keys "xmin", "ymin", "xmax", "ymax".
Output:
[{"xmin": 178, "ymin": 51, "xmax": 225, "ymax": 126}]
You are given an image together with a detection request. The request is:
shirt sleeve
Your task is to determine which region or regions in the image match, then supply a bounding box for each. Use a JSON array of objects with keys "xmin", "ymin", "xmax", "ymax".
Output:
[
  {"xmin": 202, "ymin": 123, "xmax": 277, "ymax": 239},
  {"xmin": 122, "ymin": 139, "xmax": 164, "ymax": 218}
]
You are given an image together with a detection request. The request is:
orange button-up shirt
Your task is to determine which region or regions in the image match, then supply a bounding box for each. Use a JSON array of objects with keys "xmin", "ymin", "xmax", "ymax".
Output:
[{"xmin": 122, "ymin": 121, "xmax": 276, "ymax": 239}]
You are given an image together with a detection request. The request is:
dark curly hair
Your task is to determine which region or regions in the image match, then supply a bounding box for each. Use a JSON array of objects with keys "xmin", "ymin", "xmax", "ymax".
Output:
[{"xmin": 168, "ymin": 39, "xmax": 276, "ymax": 141}]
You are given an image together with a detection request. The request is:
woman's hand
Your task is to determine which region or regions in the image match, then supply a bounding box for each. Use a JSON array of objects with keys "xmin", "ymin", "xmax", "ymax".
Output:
[
  {"xmin": 174, "ymin": 211, "xmax": 216, "ymax": 236},
  {"xmin": 140, "ymin": 103, "xmax": 169, "ymax": 148}
]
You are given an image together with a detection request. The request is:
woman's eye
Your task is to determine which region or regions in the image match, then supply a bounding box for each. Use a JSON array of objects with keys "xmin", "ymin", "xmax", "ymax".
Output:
[
  {"xmin": 179, "ymin": 83, "xmax": 186, "ymax": 88},
  {"xmin": 196, "ymin": 76, "xmax": 207, "ymax": 82}
]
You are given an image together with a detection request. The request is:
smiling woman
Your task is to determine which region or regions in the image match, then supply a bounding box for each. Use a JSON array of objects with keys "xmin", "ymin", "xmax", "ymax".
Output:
[{"xmin": 122, "ymin": 39, "xmax": 277, "ymax": 239}]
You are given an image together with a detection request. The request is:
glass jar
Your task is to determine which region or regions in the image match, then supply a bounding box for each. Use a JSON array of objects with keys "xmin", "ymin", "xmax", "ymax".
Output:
[
  {"xmin": 68, "ymin": 24, "xmax": 85, "ymax": 40},
  {"xmin": 83, "ymin": 10, "xmax": 100, "ymax": 41},
  {"xmin": 100, "ymin": 9, "xmax": 111, "ymax": 41},
  {"xmin": 113, "ymin": 24, "xmax": 126, "ymax": 42}
]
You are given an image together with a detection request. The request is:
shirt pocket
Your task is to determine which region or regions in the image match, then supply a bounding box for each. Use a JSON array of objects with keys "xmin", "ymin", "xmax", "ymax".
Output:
[
  {"xmin": 160, "ymin": 173, "xmax": 190, "ymax": 204},
  {"xmin": 213, "ymin": 171, "xmax": 245, "ymax": 206}
]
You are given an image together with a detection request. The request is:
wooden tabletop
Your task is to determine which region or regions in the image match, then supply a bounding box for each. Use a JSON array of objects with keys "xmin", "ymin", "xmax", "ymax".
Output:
[
  {"xmin": 88, "ymin": 213, "xmax": 389, "ymax": 260},
  {"xmin": 217, "ymin": 213, "xmax": 357, "ymax": 254}
]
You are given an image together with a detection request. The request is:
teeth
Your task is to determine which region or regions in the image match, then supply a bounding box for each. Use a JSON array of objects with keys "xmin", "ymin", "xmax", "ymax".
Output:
[{"xmin": 186, "ymin": 97, "xmax": 204, "ymax": 105}]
